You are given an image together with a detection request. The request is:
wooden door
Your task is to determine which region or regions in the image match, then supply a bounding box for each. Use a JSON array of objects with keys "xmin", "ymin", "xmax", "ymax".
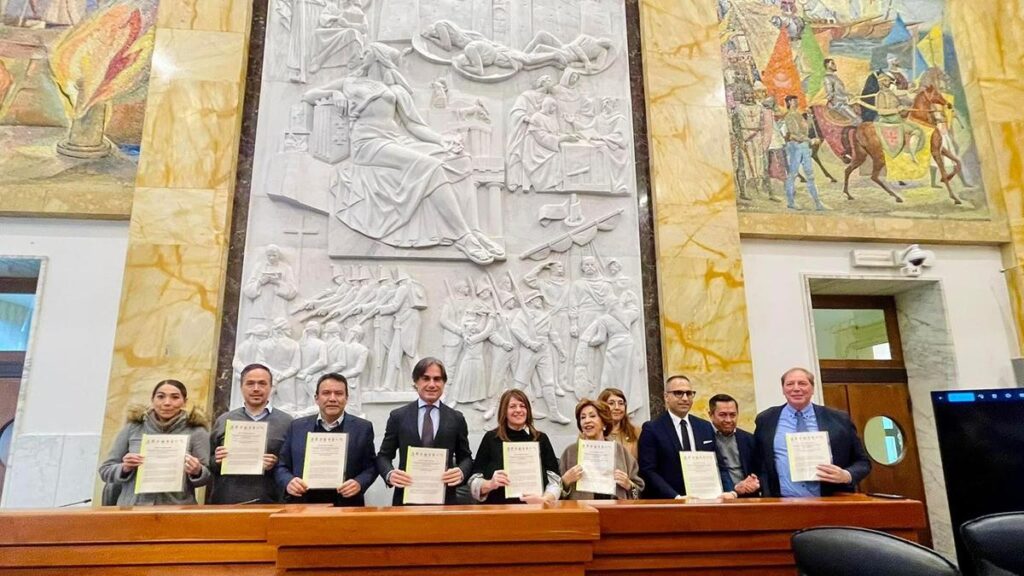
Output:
[{"xmin": 824, "ymin": 383, "xmax": 927, "ymax": 504}]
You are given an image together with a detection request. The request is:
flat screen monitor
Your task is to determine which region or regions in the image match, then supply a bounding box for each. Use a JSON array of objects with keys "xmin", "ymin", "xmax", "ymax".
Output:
[{"xmin": 931, "ymin": 389, "xmax": 1024, "ymax": 573}]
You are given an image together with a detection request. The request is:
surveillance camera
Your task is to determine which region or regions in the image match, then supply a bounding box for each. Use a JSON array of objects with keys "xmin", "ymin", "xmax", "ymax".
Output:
[{"xmin": 897, "ymin": 244, "xmax": 934, "ymax": 276}]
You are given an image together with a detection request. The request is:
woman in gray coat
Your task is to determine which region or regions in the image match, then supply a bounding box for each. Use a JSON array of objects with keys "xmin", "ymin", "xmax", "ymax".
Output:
[{"xmin": 98, "ymin": 379, "xmax": 212, "ymax": 505}]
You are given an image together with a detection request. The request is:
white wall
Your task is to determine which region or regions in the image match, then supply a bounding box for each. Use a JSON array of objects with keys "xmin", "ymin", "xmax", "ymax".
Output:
[
  {"xmin": 741, "ymin": 239, "xmax": 1019, "ymax": 409},
  {"xmin": 0, "ymin": 217, "xmax": 129, "ymax": 507}
]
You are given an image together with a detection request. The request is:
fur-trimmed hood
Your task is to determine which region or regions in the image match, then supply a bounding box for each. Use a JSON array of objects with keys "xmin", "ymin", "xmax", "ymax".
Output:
[{"xmin": 125, "ymin": 404, "xmax": 210, "ymax": 429}]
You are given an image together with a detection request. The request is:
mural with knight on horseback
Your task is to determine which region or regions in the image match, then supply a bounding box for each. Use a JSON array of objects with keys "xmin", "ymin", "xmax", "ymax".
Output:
[{"xmin": 717, "ymin": 0, "xmax": 986, "ymax": 218}]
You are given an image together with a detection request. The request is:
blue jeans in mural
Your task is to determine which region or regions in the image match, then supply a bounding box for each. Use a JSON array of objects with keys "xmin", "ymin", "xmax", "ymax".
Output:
[{"xmin": 784, "ymin": 141, "xmax": 824, "ymax": 210}]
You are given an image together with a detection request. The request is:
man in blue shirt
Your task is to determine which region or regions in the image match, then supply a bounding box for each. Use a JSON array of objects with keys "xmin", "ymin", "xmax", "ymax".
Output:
[{"xmin": 753, "ymin": 367, "xmax": 871, "ymax": 497}]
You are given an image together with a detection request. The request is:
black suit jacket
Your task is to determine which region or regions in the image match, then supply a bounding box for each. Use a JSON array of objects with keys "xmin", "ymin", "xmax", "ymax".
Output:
[
  {"xmin": 753, "ymin": 403, "xmax": 872, "ymax": 497},
  {"xmin": 375, "ymin": 400, "xmax": 473, "ymax": 505},
  {"xmin": 273, "ymin": 413, "xmax": 377, "ymax": 506},
  {"xmin": 717, "ymin": 427, "xmax": 758, "ymax": 494},
  {"xmin": 638, "ymin": 412, "xmax": 720, "ymax": 498}
]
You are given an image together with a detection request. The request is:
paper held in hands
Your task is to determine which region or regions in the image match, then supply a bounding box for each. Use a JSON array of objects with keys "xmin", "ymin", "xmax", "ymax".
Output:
[
  {"xmin": 576, "ymin": 439, "xmax": 616, "ymax": 496},
  {"xmin": 302, "ymin": 432, "xmax": 348, "ymax": 489},
  {"xmin": 222, "ymin": 420, "xmax": 269, "ymax": 476},
  {"xmin": 786, "ymin": 431, "xmax": 833, "ymax": 482},
  {"xmin": 680, "ymin": 451, "xmax": 724, "ymax": 499},
  {"xmin": 403, "ymin": 446, "xmax": 448, "ymax": 504},
  {"xmin": 134, "ymin": 434, "xmax": 188, "ymax": 494},
  {"xmin": 503, "ymin": 442, "xmax": 543, "ymax": 499}
]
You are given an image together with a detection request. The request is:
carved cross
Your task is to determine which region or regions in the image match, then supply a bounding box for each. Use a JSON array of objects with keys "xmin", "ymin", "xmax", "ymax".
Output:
[{"xmin": 283, "ymin": 213, "xmax": 320, "ymax": 279}]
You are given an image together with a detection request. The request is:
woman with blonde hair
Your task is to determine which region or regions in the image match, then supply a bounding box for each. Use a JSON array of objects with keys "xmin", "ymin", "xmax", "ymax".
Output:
[
  {"xmin": 98, "ymin": 380, "xmax": 211, "ymax": 505},
  {"xmin": 599, "ymin": 387, "xmax": 640, "ymax": 459},
  {"xmin": 559, "ymin": 398, "xmax": 643, "ymax": 500}
]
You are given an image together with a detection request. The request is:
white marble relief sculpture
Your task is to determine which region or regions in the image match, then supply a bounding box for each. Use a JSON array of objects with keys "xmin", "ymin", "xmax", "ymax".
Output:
[
  {"xmin": 244, "ymin": 245, "xmax": 299, "ymax": 321},
  {"xmin": 340, "ymin": 325, "xmax": 370, "ymax": 416},
  {"xmin": 568, "ymin": 256, "xmax": 616, "ymax": 398},
  {"xmin": 511, "ymin": 289, "xmax": 571, "ymax": 424},
  {"xmin": 523, "ymin": 261, "xmax": 571, "ymax": 397},
  {"xmin": 278, "ymin": 0, "xmax": 370, "ymax": 83},
  {"xmin": 295, "ymin": 321, "xmax": 328, "ymax": 413},
  {"xmin": 299, "ymin": 43, "xmax": 505, "ymax": 265},
  {"xmin": 449, "ymin": 313, "xmax": 494, "ymax": 410},
  {"xmin": 414, "ymin": 20, "xmax": 616, "ymax": 82},
  {"xmin": 482, "ymin": 289, "xmax": 519, "ymax": 419},
  {"xmin": 259, "ymin": 318, "xmax": 303, "ymax": 411},
  {"xmin": 506, "ymin": 80, "xmax": 628, "ymax": 195},
  {"xmin": 439, "ymin": 278, "xmax": 472, "ymax": 384},
  {"xmin": 240, "ymin": 0, "xmax": 650, "ymax": 484}
]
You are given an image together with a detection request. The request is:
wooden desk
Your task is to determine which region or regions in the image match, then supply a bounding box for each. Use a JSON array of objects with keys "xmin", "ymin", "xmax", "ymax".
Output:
[
  {"xmin": 0, "ymin": 505, "xmax": 285, "ymax": 576},
  {"xmin": 0, "ymin": 496, "xmax": 926, "ymax": 575},
  {"xmin": 585, "ymin": 495, "xmax": 928, "ymax": 575},
  {"xmin": 268, "ymin": 502, "xmax": 600, "ymax": 575}
]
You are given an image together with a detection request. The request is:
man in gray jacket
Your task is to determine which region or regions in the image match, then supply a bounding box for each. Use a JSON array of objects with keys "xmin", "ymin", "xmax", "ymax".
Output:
[{"xmin": 209, "ymin": 363, "xmax": 293, "ymax": 504}]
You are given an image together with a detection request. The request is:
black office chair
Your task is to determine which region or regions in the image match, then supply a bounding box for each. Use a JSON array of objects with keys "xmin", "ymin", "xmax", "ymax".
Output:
[
  {"xmin": 791, "ymin": 526, "xmax": 960, "ymax": 576},
  {"xmin": 961, "ymin": 512, "xmax": 1024, "ymax": 576}
]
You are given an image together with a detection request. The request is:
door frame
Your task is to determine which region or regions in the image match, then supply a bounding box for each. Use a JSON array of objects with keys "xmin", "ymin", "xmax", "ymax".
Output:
[{"xmin": 0, "ymin": 256, "xmax": 48, "ymax": 508}]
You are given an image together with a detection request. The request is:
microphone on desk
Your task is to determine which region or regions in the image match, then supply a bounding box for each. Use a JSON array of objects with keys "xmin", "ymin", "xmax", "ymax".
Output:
[
  {"xmin": 866, "ymin": 492, "xmax": 906, "ymax": 500},
  {"xmin": 237, "ymin": 498, "xmax": 262, "ymax": 505},
  {"xmin": 58, "ymin": 498, "xmax": 93, "ymax": 508}
]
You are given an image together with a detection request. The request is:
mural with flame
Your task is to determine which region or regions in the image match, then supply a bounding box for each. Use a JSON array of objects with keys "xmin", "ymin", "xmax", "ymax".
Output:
[{"xmin": 0, "ymin": 0, "xmax": 158, "ymax": 196}]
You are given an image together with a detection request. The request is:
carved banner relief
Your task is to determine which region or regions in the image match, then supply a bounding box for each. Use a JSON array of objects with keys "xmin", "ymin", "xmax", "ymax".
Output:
[{"xmin": 236, "ymin": 0, "xmax": 649, "ymax": 463}]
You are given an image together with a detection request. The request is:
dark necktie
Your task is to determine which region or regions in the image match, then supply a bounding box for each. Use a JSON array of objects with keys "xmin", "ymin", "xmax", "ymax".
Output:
[
  {"xmin": 679, "ymin": 418, "xmax": 692, "ymax": 451},
  {"xmin": 421, "ymin": 404, "xmax": 435, "ymax": 447},
  {"xmin": 795, "ymin": 410, "xmax": 808, "ymax": 433}
]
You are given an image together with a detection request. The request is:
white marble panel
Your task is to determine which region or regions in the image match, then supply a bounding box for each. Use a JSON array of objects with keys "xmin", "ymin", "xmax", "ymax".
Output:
[
  {"xmin": 54, "ymin": 434, "xmax": 102, "ymax": 508},
  {"xmin": 2, "ymin": 434, "xmax": 63, "ymax": 508},
  {"xmin": 896, "ymin": 283, "xmax": 957, "ymax": 561},
  {"xmin": 235, "ymin": 0, "xmax": 651, "ymax": 458}
]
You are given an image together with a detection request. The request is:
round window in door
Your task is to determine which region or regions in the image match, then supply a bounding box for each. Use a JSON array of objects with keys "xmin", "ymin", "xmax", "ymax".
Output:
[{"xmin": 863, "ymin": 415, "xmax": 905, "ymax": 465}]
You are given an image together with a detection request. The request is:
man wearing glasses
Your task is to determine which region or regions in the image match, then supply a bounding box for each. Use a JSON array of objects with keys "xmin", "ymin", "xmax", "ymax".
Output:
[{"xmin": 638, "ymin": 375, "xmax": 723, "ymax": 498}]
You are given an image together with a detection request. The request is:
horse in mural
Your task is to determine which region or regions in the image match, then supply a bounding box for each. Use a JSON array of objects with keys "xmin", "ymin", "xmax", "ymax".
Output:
[{"xmin": 813, "ymin": 76, "xmax": 965, "ymax": 205}]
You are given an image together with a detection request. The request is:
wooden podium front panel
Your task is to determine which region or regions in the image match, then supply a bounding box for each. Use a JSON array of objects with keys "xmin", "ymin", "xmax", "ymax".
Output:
[
  {"xmin": 585, "ymin": 495, "xmax": 928, "ymax": 575},
  {"xmin": 0, "ymin": 506, "xmax": 285, "ymax": 576},
  {"xmin": 268, "ymin": 503, "xmax": 601, "ymax": 575}
]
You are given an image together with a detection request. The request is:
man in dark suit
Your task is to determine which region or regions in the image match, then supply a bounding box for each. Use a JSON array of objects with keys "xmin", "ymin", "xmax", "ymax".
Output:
[
  {"xmin": 376, "ymin": 357, "xmax": 473, "ymax": 505},
  {"xmin": 753, "ymin": 367, "xmax": 871, "ymax": 497},
  {"xmin": 638, "ymin": 374, "xmax": 721, "ymax": 499},
  {"xmin": 708, "ymin": 393, "xmax": 760, "ymax": 497},
  {"xmin": 274, "ymin": 373, "xmax": 377, "ymax": 506}
]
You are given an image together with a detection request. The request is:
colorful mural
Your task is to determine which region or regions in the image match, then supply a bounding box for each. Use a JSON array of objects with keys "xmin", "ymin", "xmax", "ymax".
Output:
[
  {"xmin": 0, "ymin": 0, "xmax": 157, "ymax": 198},
  {"xmin": 718, "ymin": 0, "xmax": 988, "ymax": 219}
]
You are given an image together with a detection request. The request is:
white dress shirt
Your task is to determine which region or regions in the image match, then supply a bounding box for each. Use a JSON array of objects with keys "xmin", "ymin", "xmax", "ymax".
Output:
[{"xmin": 668, "ymin": 411, "xmax": 697, "ymax": 452}]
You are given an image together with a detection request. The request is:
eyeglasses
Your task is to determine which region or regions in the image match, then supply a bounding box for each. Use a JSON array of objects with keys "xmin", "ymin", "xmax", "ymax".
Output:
[{"xmin": 667, "ymin": 390, "xmax": 697, "ymax": 399}]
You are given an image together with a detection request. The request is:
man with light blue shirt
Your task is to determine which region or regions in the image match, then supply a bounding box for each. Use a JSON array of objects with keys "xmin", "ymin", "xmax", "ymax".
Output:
[{"xmin": 753, "ymin": 367, "xmax": 871, "ymax": 497}]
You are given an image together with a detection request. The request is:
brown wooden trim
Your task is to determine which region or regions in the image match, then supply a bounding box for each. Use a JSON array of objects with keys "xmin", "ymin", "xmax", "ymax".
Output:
[
  {"xmin": 0, "ymin": 278, "xmax": 37, "ymax": 294},
  {"xmin": 812, "ymin": 294, "xmax": 904, "ymax": 367},
  {"xmin": 820, "ymin": 368, "xmax": 908, "ymax": 384}
]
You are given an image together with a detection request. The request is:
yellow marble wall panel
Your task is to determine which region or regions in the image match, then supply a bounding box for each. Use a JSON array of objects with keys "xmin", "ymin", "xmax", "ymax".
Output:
[
  {"xmin": 157, "ymin": 0, "xmax": 250, "ymax": 33},
  {"xmin": 0, "ymin": 187, "xmax": 133, "ymax": 219},
  {"xmin": 113, "ymin": 244, "xmax": 224, "ymax": 360},
  {"xmin": 655, "ymin": 203, "xmax": 741, "ymax": 260},
  {"xmin": 129, "ymin": 188, "xmax": 230, "ymax": 246},
  {"xmin": 151, "ymin": 28, "xmax": 247, "ymax": 84},
  {"xmin": 97, "ymin": 0, "xmax": 251, "ymax": 497},
  {"xmin": 135, "ymin": 78, "xmax": 243, "ymax": 190},
  {"xmin": 657, "ymin": 256, "xmax": 752, "ymax": 378},
  {"xmin": 641, "ymin": 0, "xmax": 757, "ymax": 410}
]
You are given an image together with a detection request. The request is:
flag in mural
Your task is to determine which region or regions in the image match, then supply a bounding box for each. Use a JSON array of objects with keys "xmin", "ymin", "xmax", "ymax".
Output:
[{"xmin": 716, "ymin": 0, "xmax": 988, "ymax": 220}]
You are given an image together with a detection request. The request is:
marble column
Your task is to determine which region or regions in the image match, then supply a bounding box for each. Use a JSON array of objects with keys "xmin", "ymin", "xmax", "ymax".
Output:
[
  {"xmin": 637, "ymin": 0, "xmax": 755, "ymax": 422},
  {"xmin": 95, "ymin": 0, "xmax": 253, "ymax": 494}
]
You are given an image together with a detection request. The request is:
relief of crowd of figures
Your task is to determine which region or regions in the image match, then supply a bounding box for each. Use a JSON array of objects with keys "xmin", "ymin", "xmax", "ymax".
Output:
[{"xmin": 234, "ymin": 0, "xmax": 649, "ymax": 429}]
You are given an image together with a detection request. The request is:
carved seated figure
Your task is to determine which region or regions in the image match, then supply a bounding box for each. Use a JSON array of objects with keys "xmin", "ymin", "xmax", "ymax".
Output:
[{"xmin": 301, "ymin": 43, "xmax": 504, "ymax": 265}]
